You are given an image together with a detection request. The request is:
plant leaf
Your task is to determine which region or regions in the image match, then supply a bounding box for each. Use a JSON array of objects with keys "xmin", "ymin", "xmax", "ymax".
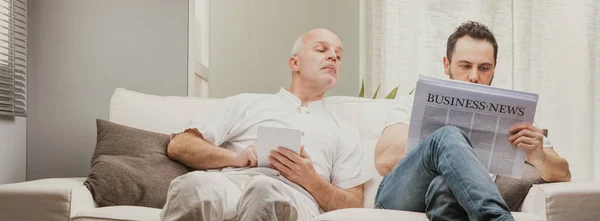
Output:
[
  {"xmin": 408, "ymin": 87, "xmax": 416, "ymax": 95},
  {"xmin": 385, "ymin": 87, "xmax": 398, "ymax": 99},
  {"xmin": 372, "ymin": 84, "xmax": 381, "ymax": 99},
  {"xmin": 358, "ymin": 79, "xmax": 365, "ymax": 97}
]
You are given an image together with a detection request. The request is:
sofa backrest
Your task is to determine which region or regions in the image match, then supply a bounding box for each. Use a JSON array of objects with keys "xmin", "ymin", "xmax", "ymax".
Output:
[
  {"xmin": 109, "ymin": 88, "xmax": 399, "ymax": 141},
  {"xmin": 109, "ymin": 88, "xmax": 220, "ymax": 135},
  {"xmin": 322, "ymin": 96, "xmax": 398, "ymax": 141}
]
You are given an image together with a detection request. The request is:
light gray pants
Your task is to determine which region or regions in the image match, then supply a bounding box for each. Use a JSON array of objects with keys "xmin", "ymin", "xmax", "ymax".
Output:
[{"xmin": 160, "ymin": 171, "xmax": 319, "ymax": 221}]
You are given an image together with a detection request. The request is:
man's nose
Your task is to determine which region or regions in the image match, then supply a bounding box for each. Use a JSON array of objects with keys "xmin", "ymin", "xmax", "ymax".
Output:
[
  {"xmin": 468, "ymin": 69, "xmax": 479, "ymax": 83},
  {"xmin": 326, "ymin": 50, "xmax": 337, "ymax": 62}
]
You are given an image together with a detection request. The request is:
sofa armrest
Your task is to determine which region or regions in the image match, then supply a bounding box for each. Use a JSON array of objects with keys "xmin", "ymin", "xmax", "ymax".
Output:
[
  {"xmin": 521, "ymin": 182, "xmax": 600, "ymax": 221},
  {"xmin": 0, "ymin": 177, "xmax": 97, "ymax": 221}
]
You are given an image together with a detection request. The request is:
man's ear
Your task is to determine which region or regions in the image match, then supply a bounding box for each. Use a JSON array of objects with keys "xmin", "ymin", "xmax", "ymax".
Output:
[
  {"xmin": 443, "ymin": 56, "xmax": 450, "ymax": 76},
  {"xmin": 289, "ymin": 56, "xmax": 300, "ymax": 72}
]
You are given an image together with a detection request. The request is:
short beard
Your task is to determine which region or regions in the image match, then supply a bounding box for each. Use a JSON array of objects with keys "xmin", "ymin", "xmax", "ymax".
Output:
[{"xmin": 448, "ymin": 68, "xmax": 494, "ymax": 86}]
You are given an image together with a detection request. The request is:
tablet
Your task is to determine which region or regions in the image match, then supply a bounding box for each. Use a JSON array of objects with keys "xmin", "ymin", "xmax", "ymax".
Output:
[{"xmin": 257, "ymin": 126, "xmax": 302, "ymax": 167}]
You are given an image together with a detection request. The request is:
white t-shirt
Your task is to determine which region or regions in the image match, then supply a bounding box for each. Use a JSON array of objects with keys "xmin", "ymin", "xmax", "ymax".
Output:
[
  {"xmin": 181, "ymin": 88, "xmax": 371, "ymax": 198},
  {"xmin": 384, "ymin": 94, "xmax": 553, "ymax": 180}
]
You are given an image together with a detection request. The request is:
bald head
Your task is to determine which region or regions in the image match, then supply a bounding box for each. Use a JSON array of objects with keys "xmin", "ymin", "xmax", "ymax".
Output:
[
  {"xmin": 291, "ymin": 29, "xmax": 342, "ymax": 56},
  {"xmin": 288, "ymin": 28, "xmax": 343, "ymax": 92}
]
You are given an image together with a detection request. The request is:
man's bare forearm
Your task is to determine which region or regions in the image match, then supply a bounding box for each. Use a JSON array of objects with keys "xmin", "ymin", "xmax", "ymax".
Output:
[
  {"xmin": 374, "ymin": 123, "xmax": 409, "ymax": 176},
  {"xmin": 375, "ymin": 141, "xmax": 405, "ymax": 176},
  {"xmin": 304, "ymin": 178, "xmax": 363, "ymax": 212},
  {"xmin": 529, "ymin": 149, "xmax": 571, "ymax": 182},
  {"xmin": 167, "ymin": 131, "xmax": 236, "ymax": 170}
]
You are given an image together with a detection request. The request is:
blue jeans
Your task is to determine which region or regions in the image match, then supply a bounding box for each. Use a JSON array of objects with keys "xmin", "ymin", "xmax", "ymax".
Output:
[{"xmin": 374, "ymin": 126, "xmax": 513, "ymax": 221}]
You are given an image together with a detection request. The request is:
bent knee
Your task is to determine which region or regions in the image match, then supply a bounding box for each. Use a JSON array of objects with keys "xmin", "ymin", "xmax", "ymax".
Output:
[
  {"xmin": 431, "ymin": 126, "xmax": 469, "ymax": 143},
  {"xmin": 435, "ymin": 126, "xmax": 464, "ymax": 136},
  {"xmin": 245, "ymin": 176, "xmax": 281, "ymax": 194},
  {"xmin": 243, "ymin": 176, "xmax": 297, "ymax": 204},
  {"xmin": 170, "ymin": 171, "xmax": 228, "ymax": 195}
]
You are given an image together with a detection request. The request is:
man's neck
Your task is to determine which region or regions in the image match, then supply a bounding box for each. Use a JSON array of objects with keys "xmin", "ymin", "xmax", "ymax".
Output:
[{"xmin": 288, "ymin": 80, "xmax": 326, "ymax": 106}]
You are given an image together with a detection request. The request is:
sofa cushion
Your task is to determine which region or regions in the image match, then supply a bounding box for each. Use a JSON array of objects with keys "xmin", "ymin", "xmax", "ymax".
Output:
[
  {"xmin": 495, "ymin": 163, "xmax": 546, "ymax": 211},
  {"xmin": 311, "ymin": 208, "xmax": 546, "ymax": 221},
  {"xmin": 71, "ymin": 206, "xmax": 161, "ymax": 221},
  {"xmin": 84, "ymin": 119, "xmax": 189, "ymax": 208}
]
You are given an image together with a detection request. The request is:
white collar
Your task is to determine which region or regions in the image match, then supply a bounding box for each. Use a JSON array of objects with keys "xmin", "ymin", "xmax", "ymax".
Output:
[{"xmin": 276, "ymin": 87, "xmax": 323, "ymax": 109}]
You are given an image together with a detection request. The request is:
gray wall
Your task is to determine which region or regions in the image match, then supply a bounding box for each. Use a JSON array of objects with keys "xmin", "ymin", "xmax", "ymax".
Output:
[
  {"xmin": 27, "ymin": 0, "xmax": 189, "ymax": 180},
  {"xmin": 209, "ymin": 0, "xmax": 360, "ymax": 98},
  {"xmin": 0, "ymin": 116, "xmax": 26, "ymax": 184}
]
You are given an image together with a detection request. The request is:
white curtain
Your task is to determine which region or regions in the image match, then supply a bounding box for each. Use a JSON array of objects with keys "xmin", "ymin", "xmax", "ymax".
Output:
[{"xmin": 365, "ymin": 0, "xmax": 600, "ymax": 182}]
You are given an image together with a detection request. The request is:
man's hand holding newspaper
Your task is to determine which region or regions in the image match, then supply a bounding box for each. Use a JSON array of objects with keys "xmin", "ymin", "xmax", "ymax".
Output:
[{"xmin": 509, "ymin": 124, "xmax": 545, "ymax": 165}]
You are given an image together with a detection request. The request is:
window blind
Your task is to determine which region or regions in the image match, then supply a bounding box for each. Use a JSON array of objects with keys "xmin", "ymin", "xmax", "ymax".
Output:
[{"xmin": 0, "ymin": 0, "xmax": 26, "ymax": 117}]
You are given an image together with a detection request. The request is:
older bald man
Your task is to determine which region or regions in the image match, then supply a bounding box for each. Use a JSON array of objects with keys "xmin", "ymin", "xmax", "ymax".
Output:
[{"xmin": 161, "ymin": 29, "xmax": 370, "ymax": 221}]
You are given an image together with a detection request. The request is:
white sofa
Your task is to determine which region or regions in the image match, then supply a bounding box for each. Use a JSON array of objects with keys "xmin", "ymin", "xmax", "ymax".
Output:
[{"xmin": 1, "ymin": 88, "xmax": 599, "ymax": 221}]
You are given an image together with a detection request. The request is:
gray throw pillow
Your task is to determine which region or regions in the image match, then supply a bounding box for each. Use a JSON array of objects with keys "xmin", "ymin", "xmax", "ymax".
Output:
[
  {"xmin": 84, "ymin": 119, "xmax": 189, "ymax": 208},
  {"xmin": 495, "ymin": 163, "xmax": 547, "ymax": 211}
]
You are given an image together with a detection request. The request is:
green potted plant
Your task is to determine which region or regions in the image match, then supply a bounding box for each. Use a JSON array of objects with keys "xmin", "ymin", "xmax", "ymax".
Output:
[{"xmin": 358, "ymin": 79, "xmax": 399, "ymax": 99}]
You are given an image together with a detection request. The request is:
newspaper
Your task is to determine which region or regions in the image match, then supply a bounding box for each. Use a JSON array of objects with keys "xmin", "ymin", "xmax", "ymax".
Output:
[{"xmin": 407, "ymin": 75, "xmax": 538, "ymax": 178}]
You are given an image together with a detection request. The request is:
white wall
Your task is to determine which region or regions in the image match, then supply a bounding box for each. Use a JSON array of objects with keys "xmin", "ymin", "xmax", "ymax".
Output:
[
  {"xmin": 26, "ymin": 0, "xmax": 189, "ymax": 180},
  {"xmin": 0, "ymin": 116, "xmax": 26, "ymax": 184},
  {"xmin": 207, "ymin": 0, "xmax": 360, "ymax": 98}
]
